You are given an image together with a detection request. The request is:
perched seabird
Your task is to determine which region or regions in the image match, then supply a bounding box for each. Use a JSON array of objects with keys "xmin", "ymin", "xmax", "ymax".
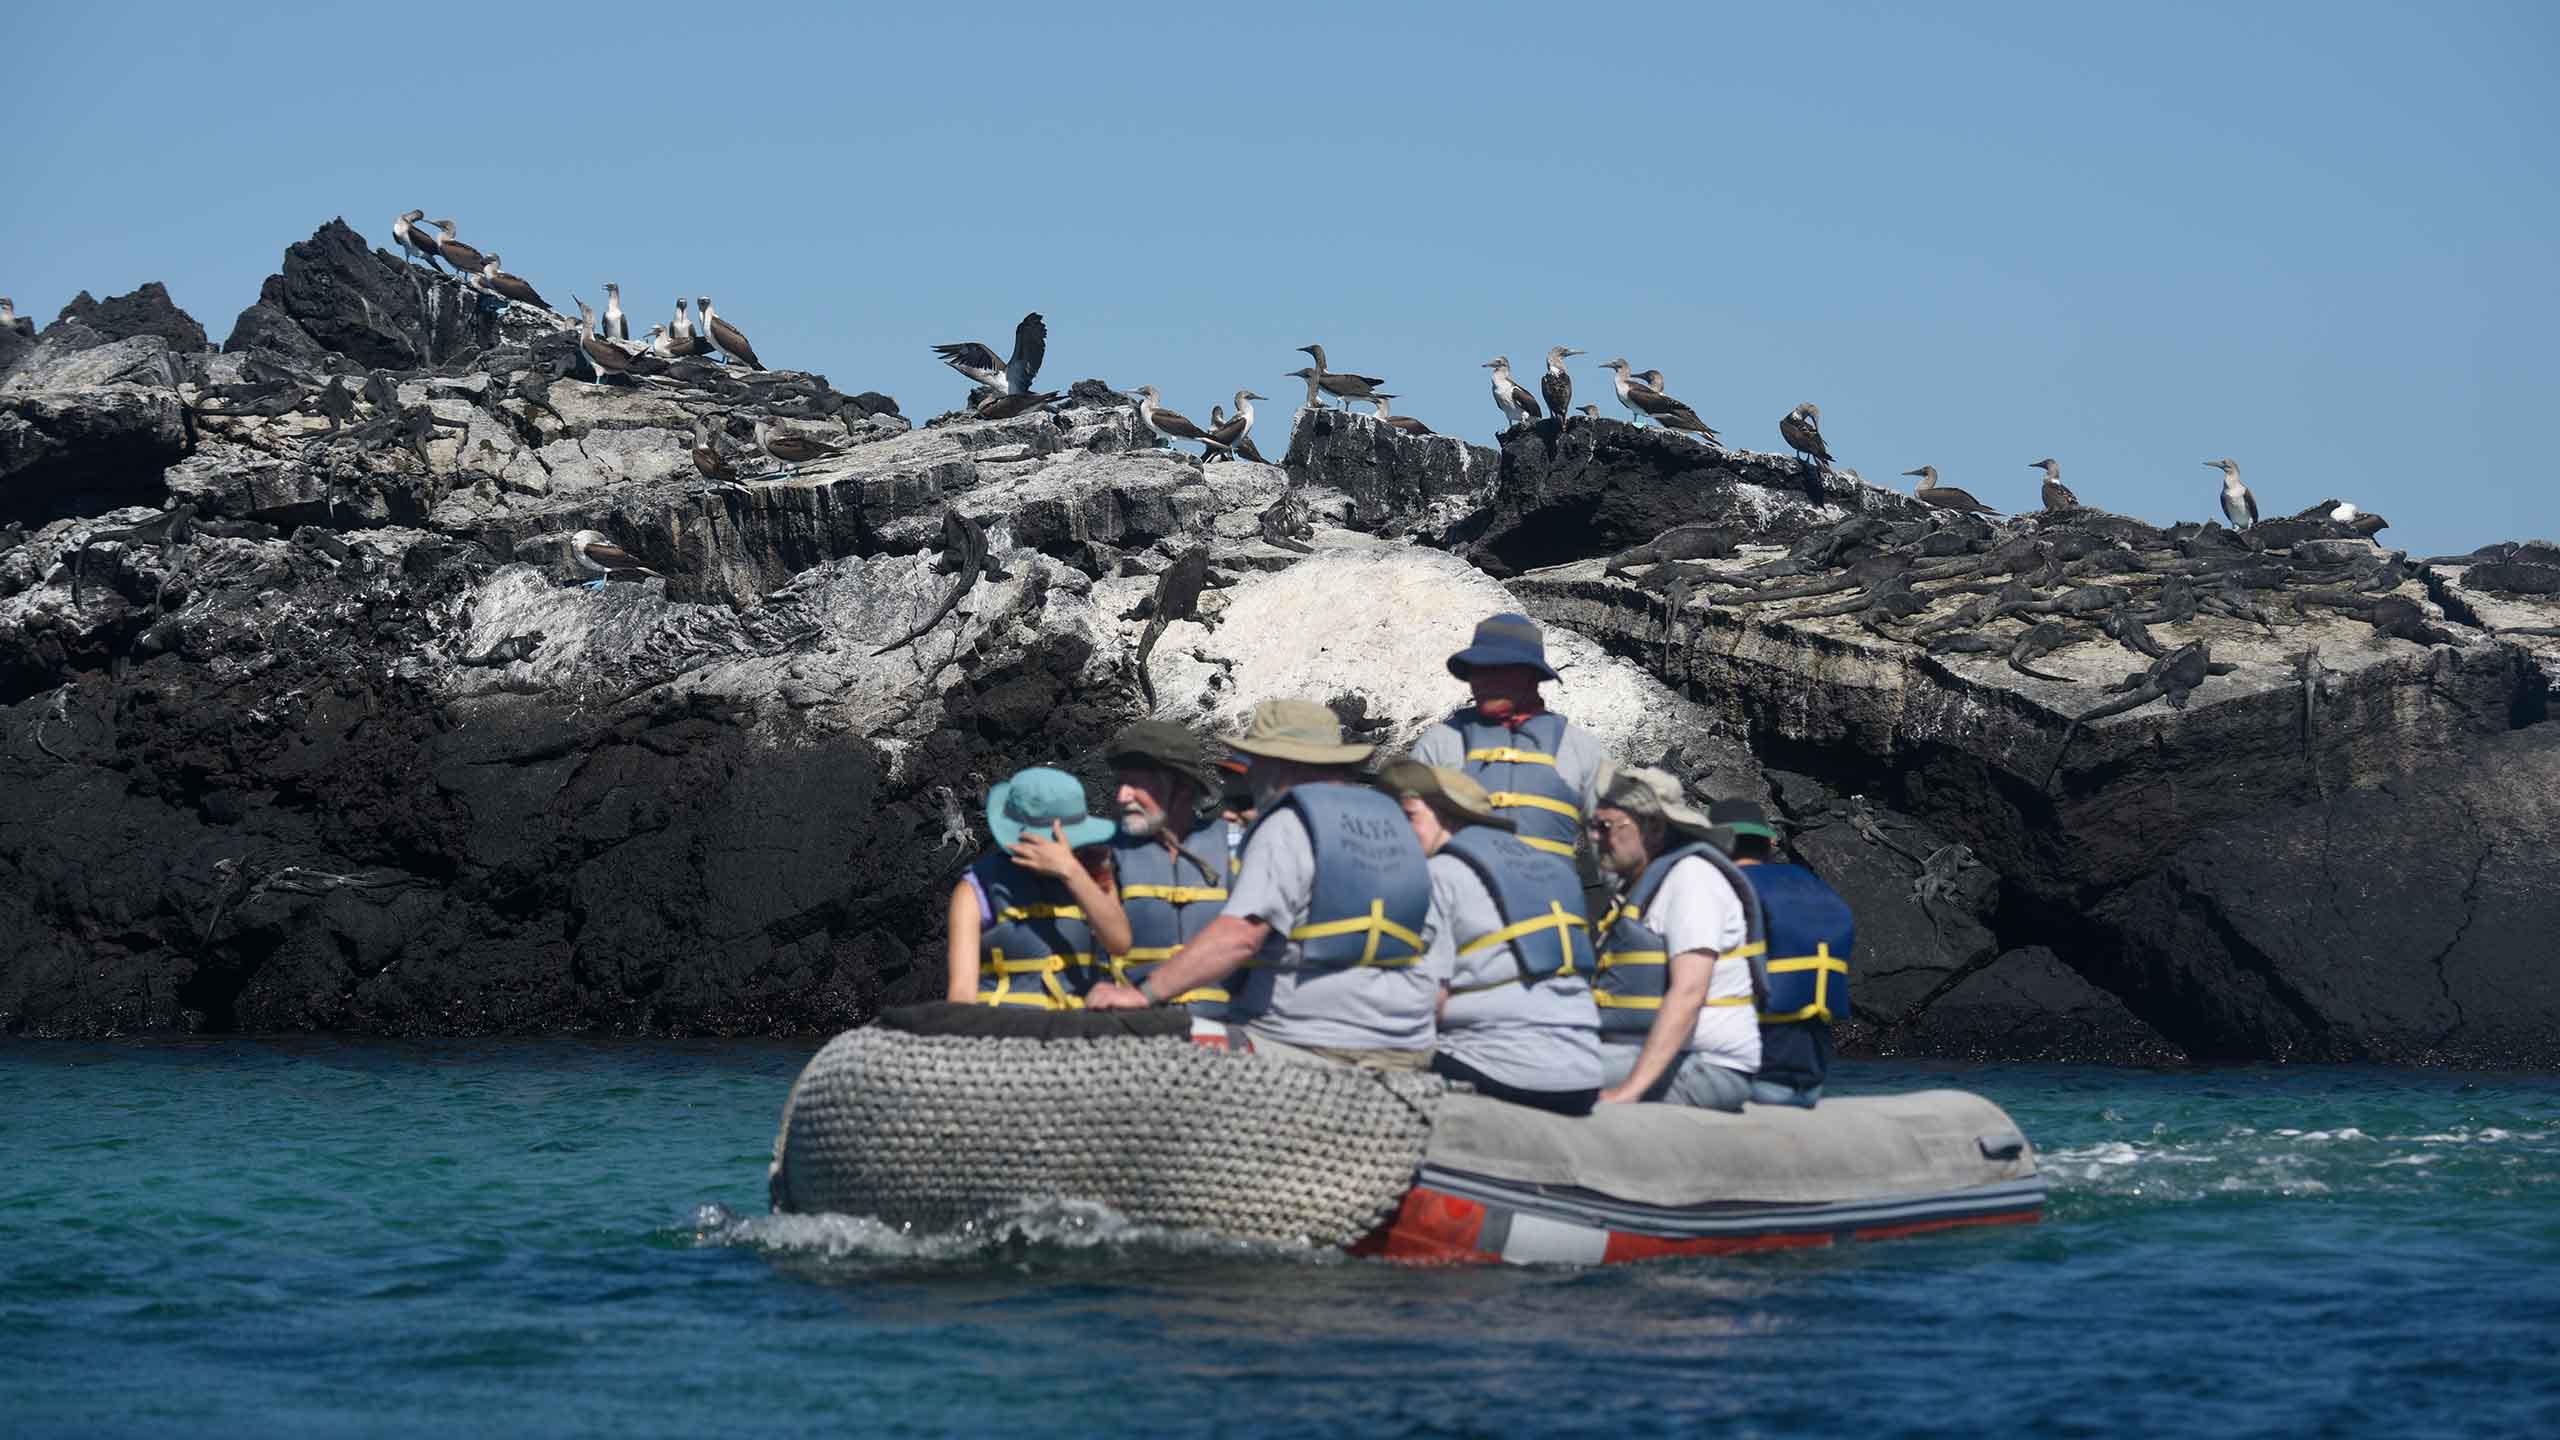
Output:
[
  {"xmin": 1903, "ymin": 465, "xmax": 2001, "ymax": 517},
  {"xmin": 1282, "ymin": 367, "xmax": 1330, "ymax": 410},
  {"xmin": 569, "ymin": 297, "xmax": 635, "ymax": 384},
  {"xmin": 1636, "ymin": 369, "xmax": 1666, "ymax": 392},
  {"xmin": 393, "ymin": 210, "xmax": 442, "ymax": 271},
  {"xmin": 1598, "ymin": 358, "xmax": 1718, "ymax": 441},
  {"xmin": 2330, "ymin": 499, "xmax": 2360, "ymax": 525},
  {"xmin": 1541, "ymin": 347, "xmax": 1583, "ymax": 423},
  {"xmin": 699, "ymin": 296, "xmax": 764, "ymax": 371},
  {"xmin": 973, "ymin": 388, "xmax": 1063, "ymax": 421},
  {"xmin": 0, "ymin": 297, "xmax": 29, "ymax": 338},
  {"xmin": 1133, "ymin": 385, "xmax": 1215, "ymax": 451},
  {"xmin": 1370, "ymin": 394, "xmax": 1435, "ymax": 437},
  {"xmin": 692, "ymin": 417, "xmax": 740, "ymax": 482},
  {"xmin": 429, "ymin": 220, "xmax": 486, "ymax": 280},
  {"xmin": 1296, "ymin": 344, "xmax": 1386, "ymax": 409},
  {"xmin": 1577, "ymin": 404, "xmax": 1602, "ymax": 419},
  {"xmin": 478, "ymin": 255, "xmax": 550, "ymax": 310},
  {"xmin": 1780, "ymin": 403, "xmax": 1834, "ymax": 470},
  {"xmin": 2208, "ymin": 459, "xmax": 2257, "ymax": 528},
  {"xmin": 603, "ymin": 284, "xmax": 629, "ymax": 341},
  {"xmin": 1483, "ymin": 356, "xmax": 1543, "ymax": 427},
  {"xmin": 2031, "ymin": 458, "xmax": 2080, "ymax": 511},
  {"xmin": 570, "ymin": 529, "xmax": 658, "ymax": 589},
  {"xmin": 932, "ymin": 312, "xmax": 1047, "ymax": 396},
  {"xmin": 645, "ymin": 323, "xmax": 673, "ymax": 359},
  {"xmin": 671, "ymin": 298, "xmax": 695, "ymax": 341},
  {"xmin": 754, "ymin": 416, "xmax": 847, "ymax": 468},
  {"xmin": 1204, "ymin": 389, "xmax": 1271, "ymax": 454}
]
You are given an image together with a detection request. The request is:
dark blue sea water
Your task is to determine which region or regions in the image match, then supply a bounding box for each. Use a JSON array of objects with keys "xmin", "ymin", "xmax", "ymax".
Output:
[{"xmin": 3, "ymin": 1042, "xmax": 2555, "ymax": 1438}]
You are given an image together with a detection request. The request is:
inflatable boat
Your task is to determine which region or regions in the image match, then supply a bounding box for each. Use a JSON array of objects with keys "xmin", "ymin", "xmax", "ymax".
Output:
[{"xmin": 768, "ymin": 1006, "xmax": 2044, "ymax": 1264}]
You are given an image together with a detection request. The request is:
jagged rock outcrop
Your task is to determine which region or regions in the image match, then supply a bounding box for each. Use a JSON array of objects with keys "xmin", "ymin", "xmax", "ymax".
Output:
[
  {"xmin": 3, "ymin": 213, "xmax": 2555, "ymax": 1064},
  {"xmin": 52, "ymin": 283, "xmax": 209, "ymax": 354}
]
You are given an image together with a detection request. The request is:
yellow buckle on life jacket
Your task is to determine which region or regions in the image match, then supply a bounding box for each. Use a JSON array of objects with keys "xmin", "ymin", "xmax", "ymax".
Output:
[
  {"xmin": 1450, "ymin": 902, "xmax": 1588, "ymax": 993},
  {"xmin": 1486, "ymin": 791, "xmax": 1583, "ymax": 822},
  {"xmin": 1119, "ymin": 884, "xmax": 1230, "ymax": 905},
  {"xmin": 982, "ymin": 947, "xmax": 1091, "ymax": 1010},
  {"xmin": 1287, "ymin": 899, "xmax": 1427, "ymax": 968},
  {"xmin": 1464, "ymin": 747, "xmax": 1558, "ymax": 767},
  {"xmin": 1103, "ymin": 947, "xmax": 1230, "ymax": 1005},
  {"xmin": 1759, "ymin": 944, "xmax": 1850, "ymax": 1024},
  {"xmin": 996, "ymin": 903, "xmax": 1088, "ymax": 922}
]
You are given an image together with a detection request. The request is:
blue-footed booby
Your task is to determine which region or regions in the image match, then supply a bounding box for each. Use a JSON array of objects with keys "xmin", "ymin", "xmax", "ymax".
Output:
[
  {"xmin": 429, "ymin": 220, "xmax": 485, "ymax": 280},
  {"xmin": 1598, "ymin": 358, "xmax": 1719, "ymax": 441},
  {"xmin": 1541, "ymin": 347, "xmax": 1582, "ymax": 423},
  {"xmin": 1371, "ymin": 394, "xmax": 1435, "ymax": 436},
  {"xmin": 1205, "ymin": 389, "xmax": 1270, "ymax": 457},
  {"xmin": 1134, "ymin": 385, "xmax": 1214, "ymax": 452},
  {"xmin": 570, "ymin": 529, "xmax": 657, "ymax": 589},
  {"xmin": 478, "ymin": 255, "xmax": 549, "ymax": 310},
  {"xmin": 1282, "ymin": 367, "xmax": 1329, "ymax": 409},
  {"xmin": 602, "ymin": 284, "xmax": 629, "ymax": 341},
  {"xmin": 2031, "ymin": 458, "xmax": 2080, "ymax": 511},
  {"xmin": 0, "ymin": 297, "xmax": 28, "ymax": 338},
  {"xmin": 570, "ymin": 297, "xmax": 634, "ymax": 384},
  {"xmin": 974, "ymin": 388, "xmax": 1063, "ymax": 421},
  {"xmin": 933, "ymin": 312, "xmax": 1046, "ymax": 396},
  {"xmin": 699, "ymin": 297, "xmax": 763, "ymax": 370},
  {"xmin": 2208, "ymin": 459, "xmax": 2257, "ymax": 528},
  {"xmin": 1780, "ymin": 402, "xmax": 1833, "ymax": 470},
  {"xmin": 1296, "ymin": 344, "xmax": 1386, "ymax": 409},
  {"xmin": 393, "ymin": 210, "xmax": 443, "ymax": 271},
  {"xmin": 671, "ymin": 298, "xmax": 695, "ymax": 341},
  {"xmin": 1483, "ymin": 356, "xmax": 1542, "ymax": 427},
  {"xmin": 645, "ymin": 323, "xmax": 672, "ymax": 358},
  {"xmin": 755, "ymin": 416, "xmax": 847, "ymax": 467},
  {"xmin": 1903, "ymin": 466, "xmax": 2001, "ymax": 517}
]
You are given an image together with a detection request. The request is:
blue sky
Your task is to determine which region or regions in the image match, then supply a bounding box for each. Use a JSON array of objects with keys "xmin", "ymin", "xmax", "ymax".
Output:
[{"xmin": 6, "ymin": 2, "xmax": 2552, "ymax": 555}]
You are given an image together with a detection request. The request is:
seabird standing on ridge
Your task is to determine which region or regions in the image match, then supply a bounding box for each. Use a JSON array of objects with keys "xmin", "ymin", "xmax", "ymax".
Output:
[
  {"xmin": 478, "ymin": 256, "xmax": 550, "ymax": 310},
  {"xmin": 2208, "ymin": 459, "xmax": 2257, "ymax": 528},
  {"xmin": 2030, "ymin": 458, "xmax": 2080, "ymax": 511},
  {"xmin": 1902, "ymin": 466, "xmax": 2002, "ymax": 517},
  {"xmin": 393, "ymin": 210, "xmax": 443, "ymax": 271},
  {"xmin": 602, "ymin": 284, "xmax": 629, "ymax": 341},
  {"xmin": 1204, "ymin": 389, "xmax": 1272, "ymax": 457},
  {"xmin": 1133, "ymin": 385, "xmax": 1216, "ymax": 453},
  {"xmin": 569, "ymin": 529, "xmax": 658, "ymax": 590},
  {"xmin": 697, "ymin": 297, "xmax": 764, "ymax": 371},
  {"xmin": 1541, "ymin": 347, "xmax": 1582, "ymax": 423},
  {"xmin": 692, "ymin": 417, "xmax": 743, "ymax": 482},
  {"xmin": 0, "ymin": 298, "xmax": 30, "ymax": 338},
  {"xmin": 973, "ymin": 388, "xmax": 1063, "ymax": 421},
  {"xmin": 1598, "ymin": 359, "xmax": 1719, "ymax": 441},
  {"xmin": 1296, "ymin": 344, "xmax": 1387, "ymax": 410},
  {"xmin": 1483, "ymin": 356, "xmax": 1542, "ymax": 428},
  {"xmin": 429, "ymin": 220, "xmax": 486, "ymax": 279},
  {"xmin": 671, "ymin": 298, "xmax": 695, "ymax": 341},
  {"xmin": 932, "ymin": 312, "xmax": 1047, "ymax": 397},
  {"xmin": 1636, "ymin": 369, "xmax": 1666, "ymax": 392},
  {"xmin": 755, "ymin": 416, "xmax": 848, "ymax": 469},
  {"xmin": 1779, "ymin": 402, "xmax": 1833, "ymax": 472},
  {"xmin": 1282, "ymin": 367, "xmax": 1330, "ymax": 410},
  {"xmin": 645, "ymin": 324, "xmax": 673, "ymax": 359},
  {"xmin": 570, "ymin": 297, "xmax": 636, "ymax": 385},
  {"xmin": 1371, "ymin": 394, "xmax": 1436, "ymax": 436}
]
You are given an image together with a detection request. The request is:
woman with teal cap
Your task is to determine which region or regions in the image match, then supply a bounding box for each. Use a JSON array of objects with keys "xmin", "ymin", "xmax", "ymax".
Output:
[{"xmin": 944, "ymin": 766, "xmax": 1133, "ymax": 1009}]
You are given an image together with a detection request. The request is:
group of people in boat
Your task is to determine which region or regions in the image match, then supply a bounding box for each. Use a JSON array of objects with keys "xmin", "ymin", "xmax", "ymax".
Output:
[{"xmin": 944, "ymin": 612, "xmax": 1855, "ymax": 1116}]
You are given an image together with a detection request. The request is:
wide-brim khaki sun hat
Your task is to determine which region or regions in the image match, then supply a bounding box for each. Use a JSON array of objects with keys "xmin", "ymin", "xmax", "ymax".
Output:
[
  {"xmin": 1227, "ymin": 697, "xmax": 1375, "ymax": 766},
  {"xmin": 1593, "ymin": 760, "xmax": 1733, "ymax": 852},
  {"xmin": 1374, "ymin": 759, "xmax": 1518, "ymax": 832}
]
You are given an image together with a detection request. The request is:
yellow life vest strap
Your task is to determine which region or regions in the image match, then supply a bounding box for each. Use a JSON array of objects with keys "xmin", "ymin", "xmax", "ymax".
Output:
[
  {"xmin": 1485, "ymin": 791, "xmax": 1582, "ymax": 822},
  {"xmin": 1590, "ymin": 991, "xmax": 1755, "ymax": 1010},
  {"xmin": 1592, "ymin": 938, "xmax": 1760, "ymax": 1007},
  {"xmin": 1760, "ymin": 945, "xmax": 1849, "ymax": 1024},
  {"xmin": 1119, "ymin": 884, "xmax": 1229, "ymax": 905},
  {"xmin": 981, "ymin": 947, "xmax": 1092, "ymax": 1010},
  {"xmin": 1519, "ymin": 835, "xmax": 1577, "ymax": 858},
  {"xmin": 996, "ymin": 903, "xmax": 1088, "ymax": 922},
  {"xmin": 1448, "ymin": 903, "xmax": 1588, "ymax": 993},
  {"xmin": 1282, "ymin": 900, "xmax": 1427, "ymax": 968},
  {"xmin": 1104, "ymin": 946, "xmax": 1228, "ymax": 1004},
  {"xmin": 1464, "ymin": 746, "xmax": 1558, "ymax": 767}
]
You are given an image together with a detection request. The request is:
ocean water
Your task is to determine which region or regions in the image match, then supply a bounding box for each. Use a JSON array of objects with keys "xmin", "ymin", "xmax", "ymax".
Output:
[{"xmin": 2, "ymin": 1042, "xmax": 2554, "ymax": 1438}]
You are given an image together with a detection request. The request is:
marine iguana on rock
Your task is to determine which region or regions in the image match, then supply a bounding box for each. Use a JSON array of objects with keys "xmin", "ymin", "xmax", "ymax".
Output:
[
  {"xmin": 874, "ymin": 509, "xmax": 1009, "ymax": 655},
  {"xmin": 2101, "ymin": 602, "xmax": 2169, "ymax": 659},
  {"xmin": 72, "ymin": 503, "xmax": 197, "ymax": 606},
  {"xmin": 2009, "ymin": 621, "xmax": 2083, "ymax": 682},
  {"xmin": 1604, "ymin": 524, "xmax": 1738, "ymax": 576},
  {"xmin": 458, "ymin": 631, "xmax": 546, "ymax": 667},
  {"xmin": 2043, "ymin": 640, "xmax": 2238, "ymax": 789},
  {"xmin": 1133, "ymin": 545, "xmax": 1212, "ymax": 711}
]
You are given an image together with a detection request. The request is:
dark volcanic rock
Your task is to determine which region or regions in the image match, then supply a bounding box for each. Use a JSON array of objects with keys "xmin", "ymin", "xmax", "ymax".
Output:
[
  {"xmin": 1283, "ymin": 406, "xmax": 1499, "ymax": 539},
  {"xmin": 1877, "ymin": 946, "xmax": 2186, "ymax": 1064},
  {"xmin": 220, "ymin": 301, "xmax": 332, "ymax": 365},
  {"xmin": 52, "ymin": 283, "xmax": 209, "ymax": 354},
  {"xmin": 226, "ymin": 219, "xmax": 509, "ymax": 371},
  {"xmin": 1, "ymin": 330, "xmax": 190, "ymax": 526}
]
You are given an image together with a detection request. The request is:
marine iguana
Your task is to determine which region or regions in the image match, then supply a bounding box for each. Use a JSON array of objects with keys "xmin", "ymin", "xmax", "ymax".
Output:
[
  {"xmin": 71, "ymin": 503, "xmax": 197, "ymax": 605},
  {"xmin": 1133, "ymin": 545, "xmax": 1212, "ymax": 711},
  {"xmin": 2043, "ymin": 640, "xmax": 2237, "ymax": 789},
  {"xmin": 874, "ymin": 508, "xmax": 1009, "ymax": 655},
  {"xmin": 2009, "ymin": 621, "xmax": 2083, "ymax": 682},
  {"xmin": 1257, "ymin": 492, "xmax": 1314, "ymax": 554},
  {"xmin": 1925, "ymin": 631, "xmax": 2004, "ymax": 655},
  {"xmin": 1604, "ymin": 524, "xmax": 1738, "ymax": 577},
  {"xmin": 2101, "ymin": 602, "xmax": 2169, "ymax": 659},
  {"xmin": 458, "ymin": 631, "xmax": 546, "ymax": 668}
]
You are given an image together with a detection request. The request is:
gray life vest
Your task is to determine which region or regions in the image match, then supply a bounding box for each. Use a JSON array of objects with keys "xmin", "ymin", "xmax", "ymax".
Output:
[
  {"xmin": 1242, "ymin": 783, "xmax": 1432, "ymax": 971},
  {"xmin": 1453, "ymin": 710, "xmax": 1586, "ymax": 860},
  {"xmin": 970, "ymin": 853, "xmax": 1101, "ymax": 1010},
  {"xmin": 1590, "ymin": 843, "xmax": 1768, "ymax": 1038},
  {"xmin": 1438, "ymin": 825, "xmax": 1595, "ymax": 993},
  {"xmin": 1109, "ymin": 816, "xmax": 1236, "ymax": 1017}
]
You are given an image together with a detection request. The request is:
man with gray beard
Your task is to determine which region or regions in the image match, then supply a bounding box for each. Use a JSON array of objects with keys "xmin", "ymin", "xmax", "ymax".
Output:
[{"xmin": 1101, "ymin": 721, "xmax": 1238, "ymax": 1026}]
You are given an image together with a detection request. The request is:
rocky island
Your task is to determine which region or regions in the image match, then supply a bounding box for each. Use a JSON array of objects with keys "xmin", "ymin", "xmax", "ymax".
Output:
[{"xmin": 4, "ymin": 218, "xmax": 2554, "ymax": 1066}]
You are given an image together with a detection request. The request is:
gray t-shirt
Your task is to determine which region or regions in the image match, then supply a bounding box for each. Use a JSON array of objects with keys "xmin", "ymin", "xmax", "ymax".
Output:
[
  {"xmin": 1430, "ymin": 852, "xmax": 1604, "ymax": 1093},
  {"xmin": 1411, "ymin": 710, "xmax": 1609, "ymax": 825},
  {"xmin": 1219, "ymin": 804, "xmax": 1448, "ymax": 1052}
]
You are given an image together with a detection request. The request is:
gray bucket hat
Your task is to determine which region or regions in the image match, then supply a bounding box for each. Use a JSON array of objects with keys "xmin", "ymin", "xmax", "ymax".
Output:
[{"xmin": 1593, "ymin": 761, "xmax": 1732, "ymax": 851}]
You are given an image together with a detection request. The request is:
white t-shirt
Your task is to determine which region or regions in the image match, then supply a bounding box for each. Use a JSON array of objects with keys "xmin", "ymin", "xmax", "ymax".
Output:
[{"xmin": 1642, "ymin": 853, "xmax": 1761, "ymax": 1073}]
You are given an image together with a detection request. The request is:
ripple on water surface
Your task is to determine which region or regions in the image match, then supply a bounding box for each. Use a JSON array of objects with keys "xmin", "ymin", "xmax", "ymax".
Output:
[{"xmin": 2, "ymin": 1043, "xmax": 2556, "ymax": 1437}]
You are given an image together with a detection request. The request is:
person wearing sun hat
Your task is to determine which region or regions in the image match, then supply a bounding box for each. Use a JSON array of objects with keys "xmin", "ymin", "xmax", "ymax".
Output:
[
  {"xmin": 943, "ymin": 765, "xmax": 1133, "ymax": 1010},
  {"xmin": 1582, "ymin": 763, "xmax": 1764, "ymax": 1111},
  {"xmin": 1709, "ymin": 798, "xmax": 1856, "ymax": 1109},
  {"xmin": 1100, "ymin": 720, "xmax": 1237, "ymax": 1022},
  {"xmin": 1377, "ymin": 760, "xmax": 1604, "ymax": 1115},
  {"xmin": 1089, "ymin": 698, "xmax": 1439, "ymax": 1071},
  {"xmin": 1409, "ymin": 612, "xmax": 1609, "ymax": 867}
]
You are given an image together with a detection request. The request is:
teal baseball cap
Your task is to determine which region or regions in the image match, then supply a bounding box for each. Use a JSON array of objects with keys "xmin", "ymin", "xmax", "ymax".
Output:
[{"xmin": 986, "ymin": 766, "xmax": 1118, "ymax": 850}]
